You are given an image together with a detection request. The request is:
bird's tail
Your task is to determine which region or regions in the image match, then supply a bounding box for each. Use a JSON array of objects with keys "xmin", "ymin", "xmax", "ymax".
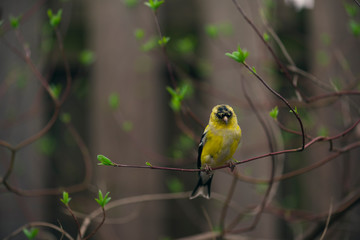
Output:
[{"xmin": 190, "ymin": 173, "xmax": 213, "ymax": 199}]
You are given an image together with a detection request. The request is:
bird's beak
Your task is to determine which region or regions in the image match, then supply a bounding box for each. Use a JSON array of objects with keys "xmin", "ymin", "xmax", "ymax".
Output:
[{"xmin": 223, "ymin": 116, "xmax": 228, "ymax": 124}]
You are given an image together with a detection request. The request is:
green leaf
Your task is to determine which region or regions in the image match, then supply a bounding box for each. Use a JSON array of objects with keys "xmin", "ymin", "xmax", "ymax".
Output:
[
  {"xmin": 124, "ymin": 0, "xmax": 139, "ymax": 8},
  {"xmin": 95, "ymin": 190, "xmax": 111, "ymax": 208},
  {"xmin": 141, "ymin": 37, "xmax": 158, "ymax": 52},
  {"xmin": 263, "ymin": 32, "xmax": 270, "ymax": 42},
  {"xmin": 349, "ymin": 20, "xmax": 360, "ymax": 36},
  {"xmin": 122, "ymin": 121, "xmax": 133, "ymax": 132},
  {"xmin": 166, "ymin": 84, "xmax": 190, "ymax": 112},
  {"xmin": 345, "ymin": 3, "xmax": 358, "ymax": 17},
  {"xmin": 255, "ymin": 183, "xmax": 268, "ymax": 194},
  {"xmin": 108, "ymin": 92, "xmax": 120, "ymax": 110},
  {"xmin": 144, "ymin": 0, "xmax": 164, "ymax": 11},
  {"xmin": 37, "ymin": 135, "xmax": 56, "ymax": 156},
  {"xmin": 251, "ymin": 66, "xmax": 257, "ymax": 74},
  {"xmin": 60, "ymin": 113, "xmax": 71, "ymax": 123},
  {"xmin": 145, "ymin": 161, "xmax": 153, "ymax": 167},
  {"xmin": 269, "ymin": 106, "xmax": 278, "ymax": 119},
  {"xmin": 289, "ymin": 106, "xmax": 298, "ymax": 114},
  {"xmin": 47, "ymin": 9, "xmax": 63, "ymax": 28},
  {"xmin": 158, "ymin": 36, "xmax": 170, "ymax": 46},
  {"xmin": 97, "ymin": 155, "xmax": 115, "ymax": 166},
  {"xmin": 9, "ymin": 15, "xmax": 21, "ymax": 29},
  {"xmin": 49, "ymin": 83, "xmax": 62, "ymax": 99},
  {"xmin": 176, "ymin": 36, "xmax": 196, "ymax": 54},
  {"xmin": 23, "ymin": 228, "xmax": 39, "ymax": 240},
  {"xmin": 317, "ymin": 126, "xmax": 329, "ymax": 137},
  {"xmin": 60, "ymin": 191, "xmax": 71, "ymax": 205},
  {"xmin": 166, "ymin": 178, "xmax": 184, "ymax": 193},
  {"xmin": 79, "ymin": 50, "xmax": 95, "ymax": 66},
  {"xmin": 134, "ymin": 28, "xmax": 145, "ymax": 40},
  {"xmin": 225, "ymin": 46, "xmax": 249, "ymax": 63},
  {"xmin": 205, "ymin": 24, "xmax": 219, "ymax": 38}
]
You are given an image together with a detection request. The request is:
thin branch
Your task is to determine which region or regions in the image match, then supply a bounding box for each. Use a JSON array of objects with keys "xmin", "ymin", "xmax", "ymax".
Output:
[
  {"xmin": 3, "ymin": 221, "xmax": 73, "ymax": 240},
  {"xmin": 79, "ymin": 192, "xmax": 189, "ymax": 237},
  {"xmin": 83, "ymin": 207, "xmax": 106, "ymax": 240},
  {"xmin": 242, "ymin": 62, "xmax": 305, "ymax": 150},
  {"xmin": 65, "ymin": 205, "xmax": 82, "ymax": 239},
  {"xmin": 319, "ymin": 200, "xmax": 333, "ymax": 240},
  {"xmin": 218, "ymin": 175, "xmax": 238, "ymax": 233},
  {"xmin": 354, "ymin": 0, "xmax": 360, "ymax": 7},
  {"xmin": 231, "ymin": 0, "xmax": 304, "ymax": 99}
]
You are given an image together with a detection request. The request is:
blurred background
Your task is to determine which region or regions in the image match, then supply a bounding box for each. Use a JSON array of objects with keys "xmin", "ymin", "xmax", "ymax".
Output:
[{"xmin": 1, "ymin": 0, "xmax": 360, "ymax": 239}]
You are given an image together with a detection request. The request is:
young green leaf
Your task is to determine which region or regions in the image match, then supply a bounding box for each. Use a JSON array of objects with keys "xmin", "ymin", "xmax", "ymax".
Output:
[
  {"xmin": 158, "ymin": 36, "xmax": 170, "ymax": 46},
  {"xmin": 263, "ymin": 32, "xmax": 270, "ymax": 42},
  {"xmin": 97, "ymin": 155, "xmax": 115, "ymax": 166},
  {"xmin": 345, "ymin": 3, "xmax": 358, "ymax": 17},
  {"xmin": 124, "ymin": 0, "xmax": 139, "ymax": 8},
  {"xmin": 23, "ymin": 228, "xmax": 39, "ymax": 240},
  {"xmin": 144, "ymin": 0, "xmax": 164, "ymax": 11},
  {"xmin": 289, "ymin": 106, "xmax": 298, "ymax": 114},
  {"xmin": 166, "ymin": 85, "xmax": 189, "ymax": 112},
  {"xmin": 141, "ymin": 37, "xmax": 158, "ymax": 52},
  {"xmin": 349, "ymin": 20, "xmax": 360, "ymax": 36},
  {"xmin": 251, "ymin": 66, "xmax": 257, "ymax": 74},
  {"xmin": 134, "ymin": 28, "xmax": 145, "ymax": 40},
  {"xmin": 47, "ymin": 9, "xmax": 63, "ymax": 28},
  {"xmin": 166, "ymin": 178, "xmax": 184, "ymax": 193},
  {"xmin": 318, "ymin": 126, "xmax": 329, "ymax": 137},
  {"xmin": 49, "ymin": 83, "xmax": 62, "ymax": 99},
  {"xmin": 9, "ymin": 15, "xmax": 21, "ymax": 29},
  {"xmin": 205, "ymin": 24, "xmax": 219, "ymax": 38},
  {"xmin": 60, "ymin": 113, "xmax": 71, "ymax": 124},
  {"xmin": 269, "ymin": 106, "xmax": 279, "ymax": 120},
  {"xmin": 108, "ymin": 92, "xmax": 120, "ymax": 110},
  {"xmin": 122, "ymin": 121, "xmax": 133, "ymax": 132},
  {"xmin": 176, "ymin": 37, "xmax": 196, "ymax": 54},
  {"xmin": 95, "ymin": 190, "xmax": 111, "ymax": 208},
  {"xmin": 60, "ymin": 191, "xmax": 72, "ymax": 205},
  {"xmin": 79, "ymin": 50, "xmax": 95, "ymax": 66},
  {"xmin": 225, "ymin": 46, "xmax": 249, "ymax": 63}
]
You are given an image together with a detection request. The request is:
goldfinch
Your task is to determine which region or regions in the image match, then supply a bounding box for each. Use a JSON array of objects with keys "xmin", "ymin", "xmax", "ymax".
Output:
[{"xmin": 190, "ymin": 104, "xmax": 241, "ymax": 199}]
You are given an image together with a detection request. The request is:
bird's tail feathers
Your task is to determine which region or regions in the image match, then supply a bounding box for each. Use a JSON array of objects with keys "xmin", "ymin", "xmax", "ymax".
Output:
[{"xmin": 190, "ymin": 173, "xmax": 213, "ymax": 199}]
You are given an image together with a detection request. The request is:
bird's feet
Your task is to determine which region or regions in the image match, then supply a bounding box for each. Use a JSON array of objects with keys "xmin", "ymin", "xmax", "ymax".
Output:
[
  {"xmin": 228, "ymin": 161, "xmax": 236, "ymax": 172},
  {"xmin": 204, "ymin": 164, "xmax": 213, "ymax": 174}
]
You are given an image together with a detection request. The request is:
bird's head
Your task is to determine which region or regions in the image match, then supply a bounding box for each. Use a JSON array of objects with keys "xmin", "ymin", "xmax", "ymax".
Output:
[{"xmin": 210, "ymin": 104, "xmax": 237, "ymax": 127}]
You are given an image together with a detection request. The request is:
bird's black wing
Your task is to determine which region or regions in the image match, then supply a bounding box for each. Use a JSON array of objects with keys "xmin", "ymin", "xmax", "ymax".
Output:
[{"xmin": 197, "ymin": 129, "xmax": 207, "ymax": 169}]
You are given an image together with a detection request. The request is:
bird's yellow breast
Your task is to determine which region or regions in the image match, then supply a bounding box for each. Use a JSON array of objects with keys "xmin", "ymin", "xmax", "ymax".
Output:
[{"xmin": 201, "ymin": 125, "xmax": 241, "ymax": 167}]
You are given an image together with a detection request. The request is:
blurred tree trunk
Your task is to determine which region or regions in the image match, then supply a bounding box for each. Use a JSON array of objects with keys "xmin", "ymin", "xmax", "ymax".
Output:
[
  {"xmin": 203, "ymin": 0, "xmax": 280, "ymax": 238},
  {"xmin": 306, "ymin": 1, "xmax": 360, "ymax": 238},
  {"xmin": 0, "ymin": 1, "xmax": 46, "ymax": 237},
  {"xmin": 87, "ymin": 0, "xmax": 165, "ymax": 239}
]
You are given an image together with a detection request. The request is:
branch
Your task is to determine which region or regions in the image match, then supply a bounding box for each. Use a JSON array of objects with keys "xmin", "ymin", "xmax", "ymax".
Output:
[{"xmin": 3, "ymin": 221, "xmax": 73, "ymax": 240}]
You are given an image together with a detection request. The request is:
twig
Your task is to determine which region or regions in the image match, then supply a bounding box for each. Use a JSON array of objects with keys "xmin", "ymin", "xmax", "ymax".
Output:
[
  {"xmin": 231, "ymin": 0, "xmax": 304, "ymax": 98},
  {"xmin": 79, "ymin": 192, "xmax": 189, "ymax": 237},
  {"xmin": 83, "ymin": 207, "xmax": 106, "ymax": 240},
  {"xmin": 65, "ymin": 205, "xmax": 83, "ymax": 239},
  {"xmin": 242, "ymin": 62, "xmax": 305, "ymax": 150},
  {"xmin": 218, "ymin": 175, "xmax": 238, "ymax": 234},
  {"xmin": 319, "ymin": 200, "xmax": 333, "ymax": 240},
  {"xmin": 3, "ymin": 221, "xmax": 74, "ymax": 240}
]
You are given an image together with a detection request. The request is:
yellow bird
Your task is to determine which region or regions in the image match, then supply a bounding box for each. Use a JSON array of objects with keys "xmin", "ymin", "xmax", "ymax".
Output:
[{"xmin": 190, "ymin": 104, "xmax": 242, "ymax": 199}]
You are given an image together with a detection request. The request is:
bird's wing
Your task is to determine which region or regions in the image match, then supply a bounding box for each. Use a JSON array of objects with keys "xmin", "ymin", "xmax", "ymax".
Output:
[{"xmin": 197, "ymin": 125, "xmax": 209, "ymax": 169}]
